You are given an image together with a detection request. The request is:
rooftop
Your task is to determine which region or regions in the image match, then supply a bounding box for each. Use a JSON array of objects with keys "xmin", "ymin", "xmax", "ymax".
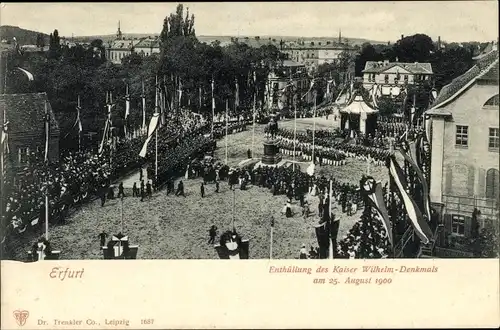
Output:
[
  {"xmin": 108, "ymin": 39, "xmax": 142, "ymax": 50},
  {"xmin": 0, "ymin": 93, "xmax": 59, "ymax": 135},
  {"xmin": 363, "ymin": 61, "xmax": 433, "ymax": 74},
  {"xmin": 134, "ymin": 38, "xmax": 160, "ymax": 49},
  {"xmin": 431, "ymin": 49, "xmax": 498, "ymax": 109}
]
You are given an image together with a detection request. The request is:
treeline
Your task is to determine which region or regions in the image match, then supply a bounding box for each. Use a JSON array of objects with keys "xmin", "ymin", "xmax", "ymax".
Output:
[
  {"xmin": 354, "ymin": 33, "xmax": 489, "ymax": 90},
  {"xmin": 3, "ymin": 4, "xmax": 296, "ymax": 152}
]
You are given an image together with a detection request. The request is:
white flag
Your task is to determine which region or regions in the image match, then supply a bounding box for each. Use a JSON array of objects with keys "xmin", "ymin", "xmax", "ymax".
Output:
[
  {"xmin": 125, "ymin": 85, "xmax": 130, "ymax": 119},
  {"xmin": 16, "ymin": 67, "xmax": 34, "ymax": 81},
  {"xmin": 139, "ymin": 113, "xmax": 160, "ymax": 158}
]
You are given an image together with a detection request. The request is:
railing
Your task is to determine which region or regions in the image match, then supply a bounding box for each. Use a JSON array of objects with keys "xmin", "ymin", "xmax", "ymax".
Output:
[{"xmin": 434, "ymin": 247, "xmax": 474, "ymax": 258}]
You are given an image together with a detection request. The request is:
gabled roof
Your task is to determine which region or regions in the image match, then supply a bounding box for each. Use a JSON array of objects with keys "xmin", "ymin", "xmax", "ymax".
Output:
[
  {"xmin": 108, "ymin": 39, "xmax": 141, "ymax": 50},
  {"xmin": 430, "ymin": 50, "xmax": 498, "ymax": 110},
  {"xmin": 0, "ymin": 93, "xmax": 59, "ymax": 135},
  {"xmin": 363, "ymin": 61, "xmax": 433, "ymax": 74}
]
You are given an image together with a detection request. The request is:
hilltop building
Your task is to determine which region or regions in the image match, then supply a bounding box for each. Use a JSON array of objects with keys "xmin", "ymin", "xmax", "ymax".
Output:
[{"xmin": 362, "ymin": 60, "xmax": 433, "ymax": 96}]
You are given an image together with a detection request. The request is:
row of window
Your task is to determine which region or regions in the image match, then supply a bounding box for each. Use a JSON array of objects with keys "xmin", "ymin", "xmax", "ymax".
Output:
[{"xmin": 455, "ymin": 126, "xmax": 499, "ymax": 150}]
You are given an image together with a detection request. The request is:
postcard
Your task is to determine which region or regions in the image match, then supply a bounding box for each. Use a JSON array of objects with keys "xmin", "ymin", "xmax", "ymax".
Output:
[{"xmin": 1, "ymin": 1, "xmax": 499, "ymax": 329}]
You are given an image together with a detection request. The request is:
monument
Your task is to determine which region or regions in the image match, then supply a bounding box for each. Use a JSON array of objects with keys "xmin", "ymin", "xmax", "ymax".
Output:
[{"xmin": 261, "ymin": 115, "xmax": 282, "ymax": 165}]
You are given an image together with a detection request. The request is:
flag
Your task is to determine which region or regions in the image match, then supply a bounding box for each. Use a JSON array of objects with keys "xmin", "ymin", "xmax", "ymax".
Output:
[
  {"xmin": 326, "ymin": 79, "xmax": 334, "ymax": 95},
  {"xmin": 141, "ymin": 81, "xmax": 146, "ymax": 131},
  {"xmin": 98, "ymin": 100, "xmax": 112, "ymax": 155},
  {"xmin": 125, "ymin": 85, "xmax": 130, "ymax": 120},
  {"xmin": 402, "ymin": 139, "xmax": 432, "ymax": 223},
  {"xmin": 388, "ymin": 156, "xmax": 433, "ymax": 244},
  {"xmin": 44, "ymin": 101, "xmax": 50, "ymax": 162},
  {"xmin": 178, "ymin": 78, "xmax": 183, "ymax": 107},
  {"xmin": 314, "ymin": 221, "xmax": 330, "ymax": 259},
  {"xmin": 68, "ymin": 99, "xmax": 83, "ymax": 135},
  {"xmin": 302, "ymin": 79, "xmax": 316, "ymax": 99},
  {"xmin": 139, "ymin": 113, "xmax": 160, "ymax": 158},
  {"xmin": 199, "ymin": 86, "xmax": 202, "ymax": 109},
  {"xmin": 1, "ymin": 120, "xmax": 9, "ymax": 154},
  {"xmin": 360, "ymin": 176, "xmax": 393, "ymax": 245},
  {"xmin": 371, "ymin": 84, "xmax": 379, "ymax": 109},
  {"xmin": 306, "ymin": 162, "xmax": 315, "ymax": 176},
  {"xmin": 235, "ymin": 78, "xmax": 240, "ymax": 107},
  {"xmin": 424, "ymin": 113, "xmax": 432, "ymax": 143},
  {"xmin": 31, "ymin": 218, "xmax": 39, "ymax": 226},
  {"xmin": 16, "ymin": 67, "xmax": 34, "ymax": 81}
]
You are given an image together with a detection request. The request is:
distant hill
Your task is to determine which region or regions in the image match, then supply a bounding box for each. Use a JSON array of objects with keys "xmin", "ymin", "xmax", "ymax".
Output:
[
  {"xmin": 73, "ymin": 33, "xmax": 385, "ymax": 46},
  {"xmin": 0, "ymin": 25, "xmax": 49, "ymax": 45}
]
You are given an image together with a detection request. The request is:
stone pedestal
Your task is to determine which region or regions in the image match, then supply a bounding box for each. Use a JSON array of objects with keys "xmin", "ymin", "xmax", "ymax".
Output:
[{"xmin": 261, "ymin": 139, "xmax": 282, "ymax": 165}]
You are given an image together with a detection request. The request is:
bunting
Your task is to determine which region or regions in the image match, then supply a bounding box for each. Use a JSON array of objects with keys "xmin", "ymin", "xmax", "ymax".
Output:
[
  {"xmin": 360, "ymin": 177, "xmax": 393, "ymax": 245},
  {"xmin": 402, "ymin": 138, "xmax": 432, "ymax": 223},
  {"xmin": 139, "ymin": 113, "xmax": 160, "ymax": 158},
  {"xmin": 388, "ymin": 156, "xmax": 433, "ymax": 244},
  {"xmin": 302, "ymin": 79, "xmax": 316, "ymax": 100}
]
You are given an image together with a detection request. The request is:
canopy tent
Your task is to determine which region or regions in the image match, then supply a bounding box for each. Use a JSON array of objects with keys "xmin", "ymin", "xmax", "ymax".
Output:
[{"xmin": 340, "ymin": 94, "xmax": 379, "ymax": 136}]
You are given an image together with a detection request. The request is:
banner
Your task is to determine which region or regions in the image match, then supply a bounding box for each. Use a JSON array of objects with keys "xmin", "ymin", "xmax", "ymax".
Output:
[
  {"xmin": 388, "ymin": 156, "xmax": 433, "ymax": 244},
  {"xmin": 360, "ymin": 176, "xmax": 393, "ymax": 245},
  {"xmin": 139, "ymin": 113, "xmax": 160, "ymax": 158}
]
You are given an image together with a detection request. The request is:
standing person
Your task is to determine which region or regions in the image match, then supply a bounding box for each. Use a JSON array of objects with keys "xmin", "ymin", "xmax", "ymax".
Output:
[
  {"xmin": 215, "ymin": 180, "xmax": 220, "ymax": 193},
  {"xmin": 98, "ymin": 231, "xmax": 108, "ymax": 248},
  {"xmin": 208, "ymin": 225, "xmax": 217, "ymax": 244},
  {"xmin": 140, "ymin": 179, "xmax": 145, "ymax": 202},
  {"xmin": 146, "ymin": 180, "xmax": 152, "ymax": 199},
  {"xmin": 132, "ymin": 182, "xmax": 138, "ymax": 197},
  {"xmin": 175, "ymin": 180, "xmax": 186, "ymax": 197},
  {"xmin": 247, "ymin": 148, "xmax": 252, "ymax": 159},
  {"xmin": 200, "ymin": 182, "xmax": 205, "ymax": 198},
  {"xmin": 166, "ymin": 178, "xmax": 174, "ymax": 195},
  {"xmin": 299, "ymin": 244, "xmax": 308, "ymax": 259},
  {"xmin": 100, "ymin": 185, "xmax": 106, "ymax": 207},
  {"xmin": 118, "ymin": 182, "xmax": 125, "ymax": 199}
]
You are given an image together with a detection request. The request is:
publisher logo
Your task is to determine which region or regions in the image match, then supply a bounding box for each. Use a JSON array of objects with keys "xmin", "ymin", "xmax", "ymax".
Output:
[{"xmin": 13, "ymin": 310, "xmax": 29, "ymax": 326}]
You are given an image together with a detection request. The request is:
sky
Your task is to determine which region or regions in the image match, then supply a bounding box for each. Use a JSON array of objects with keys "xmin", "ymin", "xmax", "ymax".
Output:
[{"xmin": 0, "ymin": 2, "xmax": 498, "ymax": 42}]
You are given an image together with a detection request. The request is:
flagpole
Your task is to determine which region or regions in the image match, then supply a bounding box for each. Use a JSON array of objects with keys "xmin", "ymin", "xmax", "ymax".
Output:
[
  {"xmin": 329, "ymin": 179, "xmax": 334, "ymax": 259},
  {"xmin": 225, "ymin": 99, "xmax": 228, "ymax": 165},
  {"xmin": 44, "ymin": 100, "xmax": 49, "ymax": 240},
  {"xmin": 312, "ymin": 91, "xmax": 317, "ymax": 164},
  {"xmin": 293, "ymin": 89, "xmax": 297, "ymax": 172},
  {"xmin": 155, "ymin": 76, "xmax": 159, "ymax": 183},
  {"xmin": 232, "ymin": 187, "xmax": 236, "ymax": 232},
  {"xmin": 211, "ymin": 76, "xmax": 215, "ymax": 136},
  {"xmin": 77, "ymin": 95, "xmax": 81, "ymax": 152},
  {"xmin": 142, "ymin": 80, "xmax": 146, "ymax": 135},
  {"xmin": 269, "ymin": 217, "xmax": 274, "ymax": 260}
]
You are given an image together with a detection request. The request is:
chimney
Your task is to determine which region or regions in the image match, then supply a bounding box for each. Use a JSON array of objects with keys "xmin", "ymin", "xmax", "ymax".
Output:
[
  {"xmin": 401, "ymin": 34, "xmax": 404, "ymax": 40},
  {"xmin": 438, "ymin": 36, "xmax": 441, "ymax": 50}
]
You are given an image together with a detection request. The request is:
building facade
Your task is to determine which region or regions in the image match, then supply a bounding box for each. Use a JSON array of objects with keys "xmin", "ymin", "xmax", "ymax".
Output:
[
  {"xmin": 0, "ymin": 93, "xmax": 60, "ymax": 167},
  {"xmin": 266, "ymin": 60, "xmax": 310, "ymax": 110},
  {"xmin": 282, "ymin": 41, "xmax": 355, "ymax": 72},
  {"xmin": 425, "ymin": 48, "xmax": 499, "ymax": 239},
  {"xmin": 134, "ymin": 37, "xmax": 160, "ymax": 57},
  {"xmin": 362, "ymin": 61, "xmax": 433, "ymax": 95}
]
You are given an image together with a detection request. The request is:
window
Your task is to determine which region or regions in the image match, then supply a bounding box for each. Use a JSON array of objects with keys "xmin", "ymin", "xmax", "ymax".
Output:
[
  {"xmin": 384, "ymin": 74, "xmax": 389, "ymax": 83},
  {"xmin": 18, "ymin": 147, "xmax": 29, "ymax": 164},
  {"xmin": 455, "ymin": 125, "xmax": 468, "ymax": 147},
  {"xmin": 485, "ymin": 169, "xmax": 499, "ymax": 199},
  {"xmin": 451, "ymin": 214, "xmax": 466, "ymax": 236},
  {"xmin": 483, "ymin": 94, "xmax": 499, "ymax": 108},
  {"xmin": 489, "ymin": 128, "xmax": 499, "ymax": 149},
  {"xmin": 404, "ymin": 75, "xmax": 408, "ymax": 83}
]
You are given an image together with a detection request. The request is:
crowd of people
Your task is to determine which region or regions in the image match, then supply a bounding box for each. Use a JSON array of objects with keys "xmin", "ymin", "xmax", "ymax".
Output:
[{"xmin": 274, "ymin": 129, "xmax": 392, "ymax": 165}]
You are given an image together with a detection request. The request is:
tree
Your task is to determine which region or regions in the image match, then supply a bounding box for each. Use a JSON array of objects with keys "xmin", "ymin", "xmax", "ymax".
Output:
[
  {"xmin": 393, "ymin": 34, "xmax": 435, "ymax": 63},
  {"xmin": 476, "ymin": 221, "xmax": 499, "ymax": 258},
  {"xmin": 48, "ymin": 29, "xmax": 61, "ymax": 59}
]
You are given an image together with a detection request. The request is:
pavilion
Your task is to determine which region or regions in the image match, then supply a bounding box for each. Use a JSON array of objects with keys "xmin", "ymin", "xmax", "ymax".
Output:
[{"xmin": 339, "ymin": 93, "xmax": 378, "ymax": 136}]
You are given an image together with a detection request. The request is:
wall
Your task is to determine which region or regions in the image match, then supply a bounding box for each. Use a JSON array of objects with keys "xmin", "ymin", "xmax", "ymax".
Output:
[{"xmin": 440, "ymin": 83, "xmax": 499, "ymax": 200}]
